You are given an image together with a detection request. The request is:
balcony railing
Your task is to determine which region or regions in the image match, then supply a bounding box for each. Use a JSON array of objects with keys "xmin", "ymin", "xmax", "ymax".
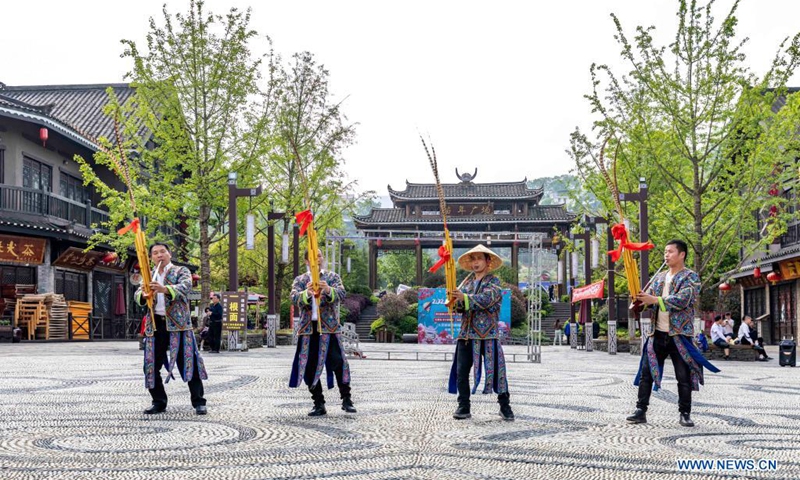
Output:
[{"xmin": 0, "ymin": 184, "xmax": 109, "ymax": 229}]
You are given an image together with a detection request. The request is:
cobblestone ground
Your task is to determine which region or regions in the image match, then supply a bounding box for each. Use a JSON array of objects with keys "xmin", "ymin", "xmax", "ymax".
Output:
[{"xmin": 0, "ymin": 341, "xmax": 797, "ymax": 479}]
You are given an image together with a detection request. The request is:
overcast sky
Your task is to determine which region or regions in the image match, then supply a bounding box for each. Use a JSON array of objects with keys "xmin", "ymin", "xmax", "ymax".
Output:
[{"xmin": 2, "ymin": 1, "xmax": 799, "ymax": 197}]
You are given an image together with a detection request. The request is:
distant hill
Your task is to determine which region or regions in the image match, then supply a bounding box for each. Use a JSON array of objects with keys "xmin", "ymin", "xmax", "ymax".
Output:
[{"xmin": 528, "ymin": 174, "xmax": 599, "ymax": 214}]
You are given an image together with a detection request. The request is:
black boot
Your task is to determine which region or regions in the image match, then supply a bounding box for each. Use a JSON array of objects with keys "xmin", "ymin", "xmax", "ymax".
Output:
[
  {"xmin": 498, "ymin": 392, "xmax": 514, "ymax": 421},
  {"xmin": 679, "ymin": 412, "xmax": 694, "ymax": 427},
  {"xmin": 308, "ymin": 402, "xmax": 327, "ymax": 417},
  {"xmin": 342, "ymin": 397, "xmax": 357, "ymax": 413},
  {"xmin": 626, "ymin": 408, "xmax": 647, "ymax": 424},
  {"xmin": 453, "ymin": 404, "xmax": 471, "ymax": 420}
]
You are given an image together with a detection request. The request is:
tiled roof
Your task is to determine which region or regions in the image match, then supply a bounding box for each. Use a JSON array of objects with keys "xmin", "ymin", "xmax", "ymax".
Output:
[
  {"xmin": 353, "ymin": 205, "xmax": 576, "ymax": 226},
  {"xmin": 0, "ymin": 214, "xmax": 92, "ymax": 240},
  {"xmin": 0, "ymin": 83, "xmax": 137, "ymax": 143},
  {"xmin": 388, "ymin": 180, "xmax": 543, "ymax": 202}
]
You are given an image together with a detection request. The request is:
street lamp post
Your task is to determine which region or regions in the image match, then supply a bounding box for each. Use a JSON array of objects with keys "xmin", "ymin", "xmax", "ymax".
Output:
[{"xmin": 228, "ymin": 172, "xmax": 263, "ymax": 292}]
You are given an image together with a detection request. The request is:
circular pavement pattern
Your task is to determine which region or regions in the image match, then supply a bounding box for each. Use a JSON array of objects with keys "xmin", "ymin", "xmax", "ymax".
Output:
[{"xmin": 0, "ymin": 341, "xmax": 797, "ymax": 479}]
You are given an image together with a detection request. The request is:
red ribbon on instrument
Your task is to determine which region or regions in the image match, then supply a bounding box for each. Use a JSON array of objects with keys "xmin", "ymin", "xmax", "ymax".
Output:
[
  {"xmin": 607, "ymin": 223, "xmax": 654, "ymax": 263},
  {"xmin": 117, "ymin": 218, "xmax": 140, "ymax": 235},
  {"xmin": 295, "ymin": 209, "xmax": 313, "ymax": 236},
  {"xmin": 429, "ymin": 245, "xmax": 451, "ymax": 273}
]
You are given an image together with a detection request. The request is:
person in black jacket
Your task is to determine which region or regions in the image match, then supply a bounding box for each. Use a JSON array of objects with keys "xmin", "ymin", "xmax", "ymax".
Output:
[{"xmin": 208, "ymin": 294, "xmax": 224, "ymax": 353}]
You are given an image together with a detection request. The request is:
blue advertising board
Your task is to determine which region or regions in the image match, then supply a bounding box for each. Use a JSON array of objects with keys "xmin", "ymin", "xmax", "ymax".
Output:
[{"xmin": 417, "ymin": 288, "xmax": 511, "ymax": 344}]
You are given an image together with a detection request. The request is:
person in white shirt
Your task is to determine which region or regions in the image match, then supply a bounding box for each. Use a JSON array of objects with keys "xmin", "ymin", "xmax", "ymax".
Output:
[
  {"xmin": 738, "ymin": 316, "xmax": 770, "ymax": 361},
  {"xmin": 722, "ymin": 313, "xmax": 735, "ymax": 343},
  {"xmin": 710, "ymin": 315, "xmax": 731, "ymax": 360}
]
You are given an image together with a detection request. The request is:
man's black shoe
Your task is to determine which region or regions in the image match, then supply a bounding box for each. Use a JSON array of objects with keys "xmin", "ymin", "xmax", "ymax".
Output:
[
  {"xmin": 195, "ymin": 405, "xmax": 207, "ymax": 415},
  {"xmin": 342, "ymin": 398, "xmax": 357, "ymax": 413},
  {"xmin": 144, "ymin": 405, "xmax": 166, "ymax": 415},
  {"xmin": 453, "ymin": 405, "xmax": 471, "ymax": 420},
  {"xmin": 308, "ymin": 405, "xmax": 327, "ymax": 417},
  {"xmin": 680, "ymin": 413, "xmax": 694, "ymax": 427},
  {"xmin": 626, "ymin": 408, "xmax": 647, "ymax": 424},
  {"xmin": 499, "ymin": 404, "xmax": 515, "ymax": 421}
]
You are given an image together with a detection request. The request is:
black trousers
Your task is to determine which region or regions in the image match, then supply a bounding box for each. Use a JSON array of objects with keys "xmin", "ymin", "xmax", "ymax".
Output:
[
  {"xmin": 305, "ymin": 332, "xmax": 350, "ymax": 404},
  {"xmin": 456, "ymin": 339, "xmax": 510, "ymax": 409},
  {"xmin": 208, "ymin": 321, "xmax": 222, "ymax": 352},
  {"xmin": 149, "ymin": 315, "xmax": 206, "ymax": 408},
  {"xmin": 636, "ymin": 331, "xmax": 692, "ymax": 414},
  {"xmin": 741, "ymin": 337, "xmax": 767, "ymax": 355}
]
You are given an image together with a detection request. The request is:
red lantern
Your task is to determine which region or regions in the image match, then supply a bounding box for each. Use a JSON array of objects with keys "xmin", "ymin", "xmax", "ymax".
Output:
[
  {"xmin": 718, "ymin": 282, "xmax": 732, "ymax": 292},
  {"xmin": 769, "ymin": 205, "xmax": 778, "ymax": 217},
  {"xmin": 191, "ymin": 273, "xmax": 201, "ymax": 285},
  {"xmin": 414, "ymin": 238, "xmax": 420, "ymax": 246},
  {"xmin": 769, "ymin": 187, "xmax": 779, "ymax": 196},
  {"xmin": 753, "ymin": 267, "xmax": 762, "ymax": 279},
  {"xmin": 102, "ymin": 252, "xmax": 118, "ymax": 264},
  {"xmin": 376, "ymin": 239, "xmax": 383, "ymax": 248},
  {"xmin": 132, "ymin": 262, "xmax": 140, "ymax": 272},
  {"xmin": 39, "ymin": 127, "xmax": 48, "ymax": 147},
  {"xmin": 766, "ymin": 271, "xmax": 781, "ymax": 284}
]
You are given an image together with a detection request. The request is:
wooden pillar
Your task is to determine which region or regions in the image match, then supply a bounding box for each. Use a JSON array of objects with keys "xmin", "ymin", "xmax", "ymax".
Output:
[
  {"xmin": 415, "ymin": 241, "xmax": 423, "ymax": 286},
  {"xmin": 511, "ymin": 242, "xmax": 519, "ymax": 285},
  {"xmin": 368, "ymin": 240, "xmax": 378, "ymax": 291}
]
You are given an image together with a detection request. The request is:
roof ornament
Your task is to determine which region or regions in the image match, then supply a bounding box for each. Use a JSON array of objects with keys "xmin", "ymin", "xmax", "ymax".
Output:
[{"xmin": 455, "ymin": 168, "xmax": 478, "ymax": 183}]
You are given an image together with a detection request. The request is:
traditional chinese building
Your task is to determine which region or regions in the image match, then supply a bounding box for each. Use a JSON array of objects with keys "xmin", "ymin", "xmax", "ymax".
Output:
[
  {"xmin": 727, "ymin": 88, "xmax": 800, "ymax": 345},
  {"xmin": 353, "ymin": 170, "xmax": 577, "ymax": 289},
  {"xmin": 0, "ymin": 82, "xmax": 185, "ymax": 340}
]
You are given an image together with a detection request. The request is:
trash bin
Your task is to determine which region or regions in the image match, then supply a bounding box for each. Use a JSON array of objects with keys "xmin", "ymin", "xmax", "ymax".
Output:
[{"xmin": 779, "ymin": 338, "xmax": 796, "ymax": 367}]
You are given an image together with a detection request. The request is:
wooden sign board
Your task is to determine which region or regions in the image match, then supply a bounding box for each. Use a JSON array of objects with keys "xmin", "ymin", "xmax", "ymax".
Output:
[
  {"xmin": 778, "ymin": 259, "xmax": 800, "ymax": 281},
  {"xmin": 0, "ymin": 235, "xmax": 46, "ymax": 265},
  {"xmin": 52, "ymin": 247, "xmax": 105, "ymax": 271}
]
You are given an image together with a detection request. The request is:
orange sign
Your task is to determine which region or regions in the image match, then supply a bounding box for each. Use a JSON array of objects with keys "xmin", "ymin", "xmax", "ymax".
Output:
[
  {"xmin": 779, "ymin": 259, "xmax": 800, "ymax": 281},
  {"xmin": 0, "ymin": 235, "xmax": 46, "ymax": 264}
]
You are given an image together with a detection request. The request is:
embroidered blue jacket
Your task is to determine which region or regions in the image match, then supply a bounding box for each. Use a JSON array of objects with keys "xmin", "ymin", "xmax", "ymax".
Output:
[
  {"xmin": 456, "ymin": 274, "xmax": 502, "ymax": 340},
  {"xmin": 646, "ymin": 268, "xmax": 701, "ymax": 337},
  {"xmin": 135, "ymin": 264, "xmax": 193, "ymax": 335},
  {"xmin": 291, "ymin": 270, "xmax": 346, "ymax": 335}
]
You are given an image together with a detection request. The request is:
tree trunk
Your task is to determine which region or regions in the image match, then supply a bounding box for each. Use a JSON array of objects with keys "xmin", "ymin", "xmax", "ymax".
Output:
[
  {"xmin": 693, "ymin": 161, "xmax": 704, "ymax": 279},
  {"xmin": 199, "ymin": 203, "xmax": 212, "ymax": 311}
]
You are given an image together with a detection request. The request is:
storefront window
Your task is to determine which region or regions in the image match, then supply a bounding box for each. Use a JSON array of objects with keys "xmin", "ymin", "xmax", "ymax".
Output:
[{"xmin": 55, "ymin": 269, "xmax": 87, "ymax": 302}]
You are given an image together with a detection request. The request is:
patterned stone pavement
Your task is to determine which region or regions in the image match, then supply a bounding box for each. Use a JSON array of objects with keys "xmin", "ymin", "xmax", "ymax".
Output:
[{"xmin": 0, "ymin": 341, "xmax": 798, "ymax": 479}]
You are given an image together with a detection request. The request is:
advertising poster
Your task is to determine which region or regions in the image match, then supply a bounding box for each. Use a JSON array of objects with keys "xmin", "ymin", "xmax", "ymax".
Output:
[{"xmin": 417, "ymin": 288, "xmax": 511, "ymax": 344}]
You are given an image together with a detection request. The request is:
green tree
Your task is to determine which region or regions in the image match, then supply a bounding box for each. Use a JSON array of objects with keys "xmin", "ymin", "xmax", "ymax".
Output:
[
  {"xmin": 570, "ymin": 0, "xmax": 800, "ymax": 288},
  {"xmin": 258, "ymin": 51, "xmax": 373, "ymax": 312},
  {"xmin": 378, "ymin": 251, "xmax": 418, "ymax": 290},
  {"xmin": 77, "ymin": 0, "xmax": 275, "ymax": 308}
]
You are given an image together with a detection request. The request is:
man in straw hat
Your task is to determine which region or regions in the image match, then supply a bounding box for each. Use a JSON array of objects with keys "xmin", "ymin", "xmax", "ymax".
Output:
[
  {"xmin": 289, "ymin": 248, "xmax": 356, "ymax": 417},
  {"xmin": 449, "ymin": 244, "xmax": 514, "ymax": 421}
]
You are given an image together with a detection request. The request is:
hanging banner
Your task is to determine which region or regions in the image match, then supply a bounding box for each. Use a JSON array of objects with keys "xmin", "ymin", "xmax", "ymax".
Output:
[
  {"xmin": 245, "ymin": 214, "xmax": 255, "ymax": 250},
  {"xmin": 572, "ymin": 279, "xmax": 605, "ymax": 303},
  {"xmin": 417, "ymin": 287, "xmax": 511, "ymax": 344}
]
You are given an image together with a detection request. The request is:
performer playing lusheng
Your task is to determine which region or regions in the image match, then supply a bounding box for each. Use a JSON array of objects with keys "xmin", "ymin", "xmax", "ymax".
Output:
[
  {"xmin": 449, "ymin": 244, "xmax": 514, "ymax": 421},
  {"xmin": 136, "ymin": 242, "xmax": 208, "ymax": 415},
  {"xmin": 289, "ymin": 248, "xmax": 356, "ymax": 417},
  {"xmin": 626, "ymin": 239, "xmax": 719, "ymax": 427}
]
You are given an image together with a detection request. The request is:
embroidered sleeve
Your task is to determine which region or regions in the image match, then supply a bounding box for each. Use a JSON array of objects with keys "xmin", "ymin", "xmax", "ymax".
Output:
[
  {"xmin": 169, "ymin": 267, "xmax": 193, "ymax": 301},
  {"xmin": 320, "ymin": 273, "xmax": 345, "ymax": 305},
  {"xmin": 134, "ymin": 288, "xmax": 146, "ymax": 306},
  {"xmin": 663, "ymin": 271, "xmax": 700, "ymax": 312},
  {"xmin": 466, "ymin": 275, "xmax": 502, "ymax": 311},
  {"xmin": 291, "ymin": 274, "xmax": 309, "ymax": 307}
]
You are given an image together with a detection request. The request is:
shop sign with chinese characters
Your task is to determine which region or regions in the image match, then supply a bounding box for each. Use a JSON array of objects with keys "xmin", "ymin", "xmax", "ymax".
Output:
[
  {"xmin": 0, "ymin": 235, "xmax": 46, "ymax": 264},
  {"xmin": 222, "ymin": 292, "xmax": 247, "ymax": 332},
  {"xmin": 52, "ymin": 247, "xmax": 105, "ymax": 271}
]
